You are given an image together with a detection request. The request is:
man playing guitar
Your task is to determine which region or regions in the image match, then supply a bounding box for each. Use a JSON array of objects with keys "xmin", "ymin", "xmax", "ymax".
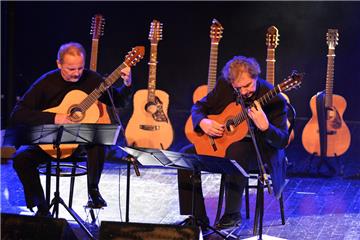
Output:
[{"xmin": 11, "ymin": 42, "xmax": 133, "ymax": 216}]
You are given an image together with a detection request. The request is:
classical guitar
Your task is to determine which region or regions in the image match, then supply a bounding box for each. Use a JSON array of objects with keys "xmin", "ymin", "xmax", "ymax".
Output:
[
  {"xmin": 302, "ymin": 29, "xmax": 350, "ymax": 157},
  {"xmin": 89, "ymin": 14, "xmax": 112, "ymax": 124},
  {"xmin": 265, "ymin": 25, "xmax": 294, "ymax": 144},
  {"xmin": 185, "ymin": 19, "xmax": 223, "ymax": 144},
  {"xmin": 187, "ymin": 72, "xmax": 302, "ymax": 158},
  {"xmin": 125, "ymin": 20, "xmax": 174, "ymax": 149},
  {"xmin": 40, "ymin": 46, "xmax": 145, "ymax": 158}
]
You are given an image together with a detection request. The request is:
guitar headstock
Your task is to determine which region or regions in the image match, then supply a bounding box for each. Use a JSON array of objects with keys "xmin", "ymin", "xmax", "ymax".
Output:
[
  {"xmin": 266, "ymin": 26, "xmax": 279, "ymax": 49},
  {"xmin": 149, "ymin": 20, "xmax": 163, "ymax": 44},
  {"xmin": 210, "ymin": 18, "xmax": 224, "ymax": 44},
  {"xmin": 124, "ymin": 46, "xmax": 145, "ymax": 67},
  {"xmin": 279, "ymin": 70, "xmax": 304, "ymax": 93},
  {"xmin": 326, "ymin": 29, "xmax": 339, "ymax": 50},
  {"xmin": 90, "ymin": 14, "xmax": 105, "ymax": 40}
]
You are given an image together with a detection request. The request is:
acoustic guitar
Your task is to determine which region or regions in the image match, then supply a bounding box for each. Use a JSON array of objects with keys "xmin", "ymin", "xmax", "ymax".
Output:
[
  {"xmin": 186, "ymin": 72, "xmax": 302, "ymax": 158},
  {"xmin": 125, "ymin": 20, "xmax": 173, "ymax": 150},
  {"xmin": 184, "ymin": 19, "xmax": 223, "ymax": 144},
  {"xmin": 89, "ymin": 14, "xmax": 112, "ymax": 124},
  {"xmin": 302, "ymin": 29, "xmax": 350, "ymax": 157},
  {"xmin": 265, "ymin": 26, "xmax": 294, "ymax": 144},
  {"xmin": 40, "ymin": 46, "xmax": 145, "ymax": 158}
]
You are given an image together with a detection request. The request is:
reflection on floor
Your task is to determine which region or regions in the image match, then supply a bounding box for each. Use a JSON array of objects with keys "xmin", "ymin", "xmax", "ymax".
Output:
[{"xmin": 1, "ymin": 158, "xmax": 360, "ymax": 240}]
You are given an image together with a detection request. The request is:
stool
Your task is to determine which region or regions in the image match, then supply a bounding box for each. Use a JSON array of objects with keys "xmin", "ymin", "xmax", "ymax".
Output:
[{"xmin": 38, "ymin": 156, "xmax": 87, "ymax": 208}]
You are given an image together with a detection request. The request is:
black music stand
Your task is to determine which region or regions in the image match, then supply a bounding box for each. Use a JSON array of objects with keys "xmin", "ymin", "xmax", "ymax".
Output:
[
  {"xmin": 4, "ymin": 123, "xmax": 121, "ymax": 239},
  {"xmin": 120, "ymin": 146, "xmax": 249, "ymax": 238}
]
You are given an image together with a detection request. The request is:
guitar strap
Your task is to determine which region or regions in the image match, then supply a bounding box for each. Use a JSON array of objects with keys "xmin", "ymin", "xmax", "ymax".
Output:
[{"xmin": 315, "ymin": 91, "xmax": 327, "ymax": 159}]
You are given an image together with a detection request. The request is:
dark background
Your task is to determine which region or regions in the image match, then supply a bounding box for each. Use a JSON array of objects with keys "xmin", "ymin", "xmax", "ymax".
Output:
[
  {"xmin": 2, "ymin": 2, "xmax": 360, "ymax": 121},
  {"xmin": 1, "ymin": 2, "xmax": 360, "ymax": 176}
]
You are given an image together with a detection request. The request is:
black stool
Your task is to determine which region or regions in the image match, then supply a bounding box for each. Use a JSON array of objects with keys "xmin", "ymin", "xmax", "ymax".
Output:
[
  {"xmin": 38, "ymin": 155, "xmax": 96, "ymax": 222},
  {"xmin": 38, "ymin": 156, "xmax": 87, "ymax": 208}
]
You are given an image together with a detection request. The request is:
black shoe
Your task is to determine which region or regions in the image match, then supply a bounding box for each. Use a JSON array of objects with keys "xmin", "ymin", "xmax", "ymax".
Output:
[
  {"xmin": 216, "ymin": 213, "xmax": 242, "ymax": 229},
  {"xmin": 35, "ymin": 209, "xmax": 52, "ymax": 218},
  {"xmin": 87, "ymin": 189, "xmax": 107, "ymax": 208}
]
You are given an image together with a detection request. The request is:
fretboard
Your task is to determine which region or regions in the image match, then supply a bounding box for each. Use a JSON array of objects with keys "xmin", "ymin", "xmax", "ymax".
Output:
[
  {"xmin": 325, "ymin": 48, "xmax": 335, "ymax": 108},
  {"xmin": 77, "ymin": 62, "xmax": 128, "ymax": 112},
  {"xmin": 266, "ymin": 48, "xmax": 276, "ymax": 86},
  {"xmin": 148, "ymin": 43, "xmax": 158, "ymax": 103},
  {"xmin": 207, "ymin": 42, "xmax": 219, "ymax": 93},
  {"xmin": 90, "ymin": 39, "xmax": 99, "ymax": 71}
]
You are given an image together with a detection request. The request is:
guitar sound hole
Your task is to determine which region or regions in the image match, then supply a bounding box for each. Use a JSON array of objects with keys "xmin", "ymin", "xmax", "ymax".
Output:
[
  {"xmin": 226, "ymin": 120, "xmax": 236, "ymax": 133},
  {"xmin": 68, "ymin": 106, "xmax": 84, "ymax": 122},
  {"xmin": 145, "ymin": 102, "xmax": 157, "ymax": 114}
]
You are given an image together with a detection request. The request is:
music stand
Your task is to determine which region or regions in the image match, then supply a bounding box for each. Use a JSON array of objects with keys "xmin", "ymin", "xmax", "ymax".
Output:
[
  {"xmin": 4, "ymin": 123, "xmax": 121, "ymax": 239},
  {"xmin": 120, "ymin": 146, "xmax": 249, "ymax": 239}
]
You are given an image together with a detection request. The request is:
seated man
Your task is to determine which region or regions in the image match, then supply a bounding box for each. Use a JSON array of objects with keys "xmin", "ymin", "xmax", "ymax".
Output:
[
  {"xmin": 178, "ymin": 56, "xmax": 289, "ymax": 229},
  {"xmin": 10, "ymin": 42, "xmax": 133, "ymax": 216}
]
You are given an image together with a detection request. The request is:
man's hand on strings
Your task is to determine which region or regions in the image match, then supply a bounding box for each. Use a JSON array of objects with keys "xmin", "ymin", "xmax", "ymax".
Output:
[
  {"xmin": 121, "ymin": 66, "xmax": 132, "ymax": 86},
  {"xmin": 199, "ymin": 118, "xmax": 225, "ymax": 137},
  {"xmin": 247, "ymin": 100, "xmax": 269, "ymax": 131}
]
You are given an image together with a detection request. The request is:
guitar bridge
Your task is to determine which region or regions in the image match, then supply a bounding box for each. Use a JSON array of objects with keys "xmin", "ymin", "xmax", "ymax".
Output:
[{"xmin": 139, "ymin": 125, "xmax": 160, "ymax": 131}]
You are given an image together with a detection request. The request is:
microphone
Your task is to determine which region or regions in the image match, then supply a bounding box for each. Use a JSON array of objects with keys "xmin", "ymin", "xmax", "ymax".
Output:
[
  {"xmin": 234, "ymin": 87, "xmax": 241, "ymax": 105},
  {"xmin": 127, "ymin": 155, "xmax": 140, "ymax": 176}
]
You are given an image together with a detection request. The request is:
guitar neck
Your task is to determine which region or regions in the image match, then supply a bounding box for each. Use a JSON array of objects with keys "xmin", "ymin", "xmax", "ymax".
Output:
[
  {"xmin": 207, "ymin": 42, "xmax": 219, "ymax": 92},
  {"xmin": 325, "ymin": 48, "xmax": 335, "ymax": 108},
  {"xmin": 266, "ymin": 48, "xmax": 276, "ymax": 86},
  {"xmin": 90, "ymin": 39, "xmax": 99, "ymax": 71},
  {"xmin": 148, "ymin": 43, "xmax": 158, "ymax": 103},
  {"xmin": 78, "ymin": 62, "xmax": 128, "ymax": 111}
]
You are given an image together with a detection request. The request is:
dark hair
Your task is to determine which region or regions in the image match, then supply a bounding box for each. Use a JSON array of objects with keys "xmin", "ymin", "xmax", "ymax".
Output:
[
  {"xmin": 57, "ymin": 42, "xmax": 86, "ymax": 63},
  {"xmin": 221, "ymin": 56, "xmax": 261, "ymax": 83}
]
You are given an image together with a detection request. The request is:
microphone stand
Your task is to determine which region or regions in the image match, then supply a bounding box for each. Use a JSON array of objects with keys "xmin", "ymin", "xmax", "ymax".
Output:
[
  {"xmin": 108, "ymin": 89, "xmax": 141, "ymax": 223},
  {"xmin": 236, "ymin": 91, "xmax": 269, "ymax": 240}
]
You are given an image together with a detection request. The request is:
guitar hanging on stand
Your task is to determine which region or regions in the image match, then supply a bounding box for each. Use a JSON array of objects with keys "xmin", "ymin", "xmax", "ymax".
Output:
[
  {"xmin": 125, "ymin": 20, "xmax": 173, "ymax": 150},
  {"xmin": 89, "ymin": 14, "xmax": 112, "ymax": 124},
  {"xmin": 184, "ymin": 18, "xmax": 223, "ymax": 146},
  {"xmin": 302, "ymin": 29, "xmax": 350, "ymax": 172},
  {"xmin": 40, "ymin": 46, "xmax": 145, "ymax": 158},
  {"xmin": 265, "ymin": 25, "xmax": 294, "ymax": 144}
]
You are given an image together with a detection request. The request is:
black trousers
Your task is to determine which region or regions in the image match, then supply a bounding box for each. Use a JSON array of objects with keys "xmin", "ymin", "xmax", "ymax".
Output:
[
  {"xmin": 12, "ymin": 145, "xmax": 105, "ymax": 210},
  {"xmin": 177, "ymin": 140, "xmax": 257, "ymax": 219}
]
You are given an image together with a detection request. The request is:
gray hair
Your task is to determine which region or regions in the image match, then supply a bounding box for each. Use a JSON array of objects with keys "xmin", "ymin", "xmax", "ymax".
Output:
[
  {"xmin": 222, "ymin": 56, "xmax": 261, "ymax": 83},
  {"xmin": 57, "ymin": 42, "xmax": 86, "ymax": 63}
]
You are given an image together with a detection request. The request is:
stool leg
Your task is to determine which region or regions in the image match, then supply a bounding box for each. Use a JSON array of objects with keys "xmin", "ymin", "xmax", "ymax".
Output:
[
  {"xmin": 68, "ymin": 162, "xmax": 76, "ymax": 208},
  {"xmin": 46, "ymin": 163, "xmax": 51, "ymax": 205},
  {"xmin": 245, "ymin": 180, "xmax": 250, "ymax": 219},
  {"xmin": 253, "ymin": 180, "xmax": 261, "ymax": 235},
  {"xmin": 279, "ymin": 193, "xmax": 285, "ymax": 225}
]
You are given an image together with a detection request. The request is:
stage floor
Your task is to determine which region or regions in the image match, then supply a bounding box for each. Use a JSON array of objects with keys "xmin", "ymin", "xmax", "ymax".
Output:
[{"xmin": 1, "ymin": 159, "xmax": 360, "ymax": 240}]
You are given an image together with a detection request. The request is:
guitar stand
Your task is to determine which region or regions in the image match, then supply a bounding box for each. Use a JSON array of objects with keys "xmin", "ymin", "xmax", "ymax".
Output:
[{"xmin": 305, "ymin": 153, "xmax": 337, "ymax": 176}]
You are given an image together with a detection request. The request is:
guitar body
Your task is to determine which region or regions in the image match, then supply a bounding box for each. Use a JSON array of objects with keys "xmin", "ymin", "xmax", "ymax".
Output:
[
  {"xmin": 302, "ymin": 94, "xmax": 351, "ymax": 157},
  {"xmin": 185, "ymin": 84, "xmax": 207, "ymax": 143},
  {"xmin": 97, "ymin": 102, "xmax": 111, "ymax": 124},
  {"xmin": 40, "ymin": 90, "xmax": 101, "ymax": 158},
  {"xmin": 125, "ymin": 89, "xmax": 174, "ymax": 149},
  {"xmin": 186, "ymin": 102, "xmax": 248, "ymax": 157}
]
